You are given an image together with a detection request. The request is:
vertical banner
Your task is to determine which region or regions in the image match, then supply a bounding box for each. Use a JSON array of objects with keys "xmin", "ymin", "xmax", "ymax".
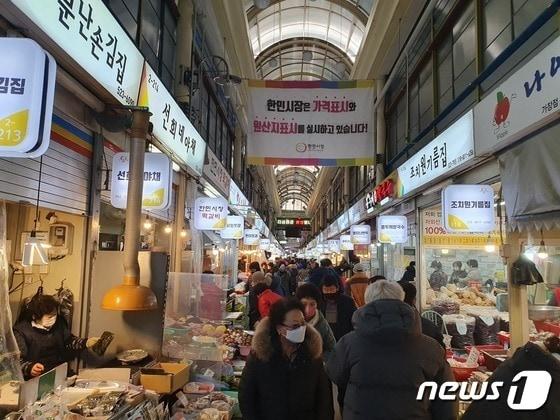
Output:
[
  {"xmin": 377, "ymin": 215, "xmax": 408, "ymax": 244},
  {"xmin": 442, "ymin": 185, "xmax": 495, "ymax": 232},
  {"xmin": 350, "ymin": 224, "xmax": 371, "ymax": 244},
  {"xmin": 220, "ymin": 215, "xmax": 244, "ymax": 239},
  {"xmin": 246, "ymin": 80, "xmax": 375, "ymax": 166},
  {"xmin": 110, "ymin": 152, "xmax": 172, "ymax": 210},
  {"xmin": 340, "ymin": 235, "xmax": 354, "ymax": 251},
  {"xmin": 193, "ymin": 197, "xmax": 228, "ymax": 230}
]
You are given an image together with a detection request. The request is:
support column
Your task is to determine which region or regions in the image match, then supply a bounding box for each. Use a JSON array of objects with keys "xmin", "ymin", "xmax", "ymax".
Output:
[
  {"xmin": 187, "ymin": 177, "xmax": 203, "ymax": 273},
  {"xmin": 175, "ymin": 0, "xmax": 194, "ymax": 101},
  {"xmin": 507, "ymin": 231, "xmax": 530, "ymax": 352},
  {"xmin": 375, "ymin": 77, "xmax": 387, "ymax": 182},
  {"xmin": 172, "ymin": 174, "xmax": 187, "ymax": 272}
]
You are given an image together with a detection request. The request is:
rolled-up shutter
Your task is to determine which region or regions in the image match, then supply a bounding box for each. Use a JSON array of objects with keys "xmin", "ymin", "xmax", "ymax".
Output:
[{"xmin": 0, "ymin": 114, "xmax": 92, "ymax": 215}]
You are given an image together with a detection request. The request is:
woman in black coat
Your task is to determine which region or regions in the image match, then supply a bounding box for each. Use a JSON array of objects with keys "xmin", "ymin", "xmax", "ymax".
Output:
[{"xmin": 239, "ymin": 298, "xmax": 333, "ymax": 420}]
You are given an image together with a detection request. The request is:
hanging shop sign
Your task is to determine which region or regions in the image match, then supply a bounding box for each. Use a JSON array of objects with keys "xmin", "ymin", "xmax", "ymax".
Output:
[
  {"xmin": 193, "ymin": 197, "xmax": 228, "ymax": 230},
  {"xmin": 0, "ymin": 38, "xmax": 56, "ymax": 158},
  {"xmin": 220, "ymin": 215, "xmax": 244, "ymax": 239},
  {"xmin": 340, "ymin": 235, "xmax": 354, "ymax": 251},
  {"xmin": 397, "ymin": 110, "xmax": 474, "ymax": 196},
  {"xmin": 422, "ymin": 209, "xmax": 500, "ymax": 248},
  {"xmin": 110, "ymin": 152, "xmax": 172, "ymax": 210},
  {"xmin": 377, "ymin": 215, "xmax": 408, "ymax": 244},
  {"xmin": 246, "ymin": 80, "xmax": 375, "ymax": 166},
  {"xmin": 350, "ymin": 224, "xmax": 371, "ymax": 245},
  {"xmin": 203, "ymin": 147, "xmax": 231, "ymax": 197},
  {"xmin": 328, "ymin": 239, "xmax": 340, "ymax": 253},
  {"xmin": 349, "ymin": 199, "xmax": 367, "ymax": 225},
  {"xmin": 475, "ymin": 35, "xmax": 560, "ymax": 155},
  {"xmin": 442, "ymin": 185, "xmax": 495, "ymax": 232},
  {"xmin": 337, "ymin": 212, "xmax": 350, "ymax": 233},
  {"xmin": 259, "ymin": 238, "xmax": 271, "ymax": 250},
  {"xmin": 243, "ymin": 229, "xmax": 260, "ymax": 245},
  {"xmin": 11, "ymin": 0, "xmax": 144, "ymax": 107},
  {"xmin": 138, "ymin": 64, "xmax": 206, "ymax": 175}
]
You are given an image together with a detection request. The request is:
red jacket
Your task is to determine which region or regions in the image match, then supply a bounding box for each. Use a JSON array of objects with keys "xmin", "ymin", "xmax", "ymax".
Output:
[{"xmin": 257, "ymin": 289, "xmax": 282, "ymax": 319}]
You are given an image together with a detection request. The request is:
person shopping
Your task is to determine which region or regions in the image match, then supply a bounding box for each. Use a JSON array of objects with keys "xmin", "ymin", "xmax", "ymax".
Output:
[
  {"xmin": 239, "ymin": 298, "xmax": 334, "ymax": 420},
  {"xmin": 321, "ymin": 272, "xmax": 356, "ymax": 341},
  {"xmin": 345, "ymin": 262, "xmax": 370, "ymax": 308}
]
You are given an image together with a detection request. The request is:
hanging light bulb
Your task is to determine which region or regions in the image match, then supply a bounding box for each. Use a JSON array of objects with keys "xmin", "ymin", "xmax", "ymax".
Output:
[
  {"xmin": 441, "ymin": 249, "xmax": 449, "ymax": 254},
  {"xmin": 180, "ymin": 228, "xmax": 187, "ymax": 238},
  {"xmin": 537, "ymin": 229, "xmax": 548, "ymax": 259},
  {"xmin": 485, "ymin": 235, "xmax": 496, "ymax": 253},
  {"xmin": 143, "ymin": 216, "xmax": 152, "ymax": 230},
  {"xmin": 376, "ymin": 242, "xmax": 382, "ymax": 247},
  {"xmin": 164, "ymin": 224, "xmax": 172, "ymax": 234},
  {"xmin": 212, "ymin": 246, "xmax": 219, "ymax": 256}
]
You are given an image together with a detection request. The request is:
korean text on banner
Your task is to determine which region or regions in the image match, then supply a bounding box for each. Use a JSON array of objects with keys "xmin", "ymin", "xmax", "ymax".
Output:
[
  {"xmin": 328, "ymin": 239, "xmax": 340, "ymax": 253},
  {"xmin": 220, "ymin": 215, "xmax": 244, "ymax": 239},
  {"xmin": 259, "ymin": 239, "xmax": 271, "ymax": 250},
  {"xmin": 204, "ymin": 148, "xmax": 231, "ymax": 197},
  {"xmin": 244, "ymin": 229, "xmax": 260, "ymax": 246},
  {"xmin": 138, "ymin": 63, "xmax": 206, "ymax": 175},
  {"xmin": 246, "ymin": 80, "xmax": 375, "ymax": 166},
  {"xmin": 442, "ymin": 185, "xmax": 495, "ymax": 232},
  {"xmin": 350, "ymin": 225, "xmax": 371, "ymax": 245},
  {"xmin": 377, "ymin": 215, "xmax": 408, "ymax": 244},
  {"xmin": 397, "ymin": 110, "xmax": 474, "ymax": 196},
  {"xmin": 340, "ymin": 235, "xmax": 354, "ymax": 251},
  {"xmin": 194, "ymin": 197, "xmax": 228, "ymax": 230},
  {"xmin": 110, "ymin": 152, "xmax": 172, "ymax": 210},
  {"xmin": 12, "ymin": 0, "xmax": 144, "ymax": 107}
]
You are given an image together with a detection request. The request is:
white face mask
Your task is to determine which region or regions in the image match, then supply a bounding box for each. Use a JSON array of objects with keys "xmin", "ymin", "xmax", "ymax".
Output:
[
  {"xmin": 285, "ymin": 325, "xmax": 306, "ymax": 344},
  {"xmin": 41, "ymin": 315, "xmax": 57, "ymax": 329}
]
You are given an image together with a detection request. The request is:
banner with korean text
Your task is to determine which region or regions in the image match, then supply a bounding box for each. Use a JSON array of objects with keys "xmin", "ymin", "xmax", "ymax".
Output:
[{"xmin": 247, "ymin": 80, "xmax": 375, "ymax": 166}]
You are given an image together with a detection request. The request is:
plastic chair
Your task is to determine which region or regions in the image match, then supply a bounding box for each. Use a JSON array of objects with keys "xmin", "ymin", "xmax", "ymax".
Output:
[{"xmin": 421, "ymin": 310, "xmax": 449, "ymax": 335}]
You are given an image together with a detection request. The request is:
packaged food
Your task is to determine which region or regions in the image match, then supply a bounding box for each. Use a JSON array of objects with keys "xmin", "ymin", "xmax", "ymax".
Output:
[
  {"xmin": 432, "ymin": 299, "xmax": 460, "ymax": 315},
  {"xmin": 443, "ymin": 314, "xmax": 475, "ymax": 348}
]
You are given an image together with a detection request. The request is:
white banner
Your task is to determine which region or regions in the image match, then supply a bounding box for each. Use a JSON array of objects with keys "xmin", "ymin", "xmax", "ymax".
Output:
[
  {"xmin": 246, "ymin": 80, "xmax": 375, "ymax": 166},
  {"xmin": 397, "ymin": 110, "xmax": 474, "ymax": 196},
  {"xmin": 12, "ymin": 0, "xmax": 144, "ymax": 107},
  {"xmin": 328, "ymin": 239, "xmax": 340, "ymax": 253},
  {"xmin": 259, "ymin": 239, "xmax": 270, "ymax": 250},
  {"xmin": 203, "ymin": 148, "xmax": 231, "ymax": 197},
  {"xmin": 350, "ymin": 225, "xmax": 371, "ymax": 244},
  {"xmin": 340, "ymin": 235, "xmax": 354, "ymax": 251},
  {"xmin": 442, "ymin": 185, "xmax": 495, "ymax": 232},
  {"xmin": 110, "ymin": 153, "xmax": 172, "ymax": 210},
  {"xmin": 243, "ymin": 229, "xmax": 260, "ymax": 245},
  {"xmin": 0, "ymin": 38, "xmax": 55, "ymax": 158},
  {"xmin": 138, "ymin": 63, "xmax": 206, "ymax": 175},
  {"xmin": 193, "ymin": 197, "xmax": 228, "ymax": 230},
  {"xmin": 377, "ymin": 215, "xmax": 408, "ymax": 244},
  {"xmin": 220, "ymin": 215, "xmax": 244, "ymax": 239},
  {"xmin": 475, "ymin": 35, "xmax": 560, "ymax": 155},
  {"xmin": 229, "ymin": 181, "xmax": 249, "ymax": 209}
]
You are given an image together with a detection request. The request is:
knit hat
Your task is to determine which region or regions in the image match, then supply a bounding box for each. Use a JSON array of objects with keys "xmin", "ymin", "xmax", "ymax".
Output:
[{"xmin": 353, "ymin": 262, "xmax": 367, "ymax": 273}]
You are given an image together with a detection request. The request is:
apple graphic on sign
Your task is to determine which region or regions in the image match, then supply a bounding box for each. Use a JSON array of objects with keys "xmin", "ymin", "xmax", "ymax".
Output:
[{"xmin": 493, "ymin": 91, "xmax": 510, "ymax": 126}]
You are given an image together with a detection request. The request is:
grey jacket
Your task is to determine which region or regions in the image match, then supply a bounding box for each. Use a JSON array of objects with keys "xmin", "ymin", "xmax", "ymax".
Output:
[
  {"xmin": 326, "ymin": 299, "xmax": 457, "ymax": 420},
  {"xmin": 309, "ymin": 310, "xmax": 336, "ymax": 360}
]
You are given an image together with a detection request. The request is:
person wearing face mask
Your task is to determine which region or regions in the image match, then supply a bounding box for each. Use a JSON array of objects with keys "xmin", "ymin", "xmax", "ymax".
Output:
[
  {"xmin": 13, "ymin": 294, "xmax": 99, "ymax": 380},
  {"xmin": 321, "ymin": 272, "xmax": 357, "ymax": 341},
  {"xmin": 295, "ymin": 284, "xmax": 335, "ymax": 360},
  {"xmin": 239, "ymin": 298, "xmax": 333, "ymax": 420}
]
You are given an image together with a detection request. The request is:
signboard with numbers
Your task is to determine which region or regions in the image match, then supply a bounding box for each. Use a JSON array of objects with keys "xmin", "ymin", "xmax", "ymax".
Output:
[
  {"xmin": 340, "ymin": 235, "xmax": 354, "ymax": 251},
  {"xmin": 259, "ymin": 239, "xmax": 270, "ymax": 250},
  {"xmin": 442, "ymin": 185, "xmax": 495, "ymax": 232},
  {"xmin": 350, "ymin": 224, "xmax": 371, "ymax": 245},
  {"xmin": 0, "ymin": 38, "xmax": 56, "ymax": 158},
  {"xmin": 243, "ymin": 229, "xmax": 260, "ymax": 245},
  {"xmin": 220, "ymin": 215, "xmax": 244, "ymax": 239},
  {"xmin": 397, "ymin": 110, "xmax": 474, "ymax": 196},
  {"xmin": 193, "ymin": 197, "xmax": 228, "ymax": 230},
  {"xmin": 138, "ymin": 63, "xmax": 206, "ymax": 176},
  {"xmin": 203, "ymin": 147, "xmax": 231, "ymax": 197},
  {"xmin": 247, "ymin": 80, "xmax": 375, "ymax": 166},
  {"xmin": 11, "ymin": 0, "xmax": 144, "ymax": 106},
  {"xmin": 110, "ymin": 152, "xmax": 172, "ymax": 210},
  {"xmin": 377, "ymin": 215, "xmax": 408, "ymax": 244},
  {"xmin": 475, "ymin": 35, "xmax": 560, "ymax": 155}
]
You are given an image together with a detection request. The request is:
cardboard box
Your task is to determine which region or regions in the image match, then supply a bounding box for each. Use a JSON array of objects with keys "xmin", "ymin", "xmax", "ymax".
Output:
[{"xmin": 140, "ymin": 363, "xmax": 190, "ymax": 393}]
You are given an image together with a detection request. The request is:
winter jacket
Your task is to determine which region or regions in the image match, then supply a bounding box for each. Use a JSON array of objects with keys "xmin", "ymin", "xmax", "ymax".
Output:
[
  {"xmin": 400, "ymin": 266, "xmax": 416, "ymax": 283},
  {"xmin": 308, "ymin": 310, "xmax": 336, "ymax": 360},
  {"xmin": 257, "ymin": 289, "xmax": 282, "ymax": 319},
  {"xmin": 239, "ymin": 318, "xmax": 334, "ymax": 420},
  {"xmin": 326, "ymin": 299, "xmax": 457, "ymax": 420},
  {"xmin": 420, "ymin": 316, "xmax": 445, "ymax": 348},
  {"xmin": 272, "ymin": 271, "xmax": 292, "ymax": 296},
  {"xmin": 321, "ymin": 293, "xmax": 356, "ymax": 341},
  {"xmin": 13, "ymin": 317, "xmax": 87, "ymax": 380},
  {"xmin": 462, "ymin": 342, "xmax": 560, "ymax": 420},
  {"xmin": 345, "ymin": 272, "xmax": 369, "ymax": 308},
  {"xmin": 429, "ymin": 269, "xmax": 448, "ymax": 291}
]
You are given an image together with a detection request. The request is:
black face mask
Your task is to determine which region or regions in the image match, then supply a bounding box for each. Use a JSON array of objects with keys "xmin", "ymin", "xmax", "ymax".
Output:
[{"xmin": 323, "ymin": 293, "xmax": 338, "ymax": 301}]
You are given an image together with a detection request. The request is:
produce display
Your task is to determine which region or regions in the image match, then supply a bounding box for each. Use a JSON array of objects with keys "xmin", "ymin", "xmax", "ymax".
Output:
[
  {"xmin": 431, "ymin": 299, "xmax": 460, "ymax": 315},
  {"xmin": 443, "ymin": 314, "xmax": 476, "ymax": 348},
  {"xmin": 172, "ymin": 390, "xmax": 237, "ymax": 419},
  {"xmin": 439, "ymin": 285, "xmax": 495, "ymax": 307}
]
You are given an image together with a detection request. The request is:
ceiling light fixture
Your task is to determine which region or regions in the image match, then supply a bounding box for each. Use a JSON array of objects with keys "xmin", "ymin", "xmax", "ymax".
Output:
[
  {"xmin": 164, "ymin": 224, "xmax": 172, "ymax": 234},
  {"xmin": 537, "ymin": 229, "xmax": 548, "ymax": 259},
  {"xmin": 484, "ymin": 235, "xmax": 496, "ymax": 253},
  {"xmin": 143, "ymin": 216, "xmax": 152, "ymax": 230}
]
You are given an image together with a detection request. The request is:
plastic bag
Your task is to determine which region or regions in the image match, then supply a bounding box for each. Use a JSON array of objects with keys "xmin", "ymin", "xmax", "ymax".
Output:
[
  {"xmin": 511, "ymin": 256, "xmax": 543, "ymax": 285},
  {"xmin": 431, "ymin": 299, "xmax": 460, "ymax": 315},
  {"xmin": 469, "ymin": 313, "xmax": 500, "ymax": 345},
  {"xmin": 443, "ymin": 314, "xmax": 475, "ymax": 348}
]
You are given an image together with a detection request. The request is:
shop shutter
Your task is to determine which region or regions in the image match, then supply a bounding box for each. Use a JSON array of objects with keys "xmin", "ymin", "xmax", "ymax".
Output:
[{"xmin": 0, "ymin": 114, "xmax": 92, "ymax": 215}]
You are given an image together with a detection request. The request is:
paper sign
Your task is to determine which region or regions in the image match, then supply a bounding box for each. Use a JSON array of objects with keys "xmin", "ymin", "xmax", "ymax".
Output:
[
  {"xmin": 244, "ymin": 229, "xmax": 260, "ymax": 245},
  {"xmin": 442, "ymin": 185, "xmax": 495, "ymax": 232},
  {"xmin": 328, "ymin": 239, "xmax": 340, "ymax": 253},
  {"xmin": 340, "ymin": 235, "xmax": 354, "ymax": 251},
  {"xmin": 377, "ymin": 215, "xmax": 408, "ymax": 244},
  {"xmin": 466, "ymin": 346, "xmax": 480, "ymax": 367},
  {"xmin": 220, "ymin": 215, "xmax": 244, "ymax": 239},
  {"xmin": 259, "ymin": 239, "xmax": 270, "ymax": 250},
  {"xmin": 350, "ymin": 224, "xmax": 371, "ymax": 245},
  {"xmin": 203, "ymin": 147, "xmax": 231, "ymax": 197},
  {"xmin": 194, "ymin": 197, "xmax": 228, "ymax": 230},
  {"xmin": 110, "ymin": 152, "xmax": 172, "ymax": 210}
]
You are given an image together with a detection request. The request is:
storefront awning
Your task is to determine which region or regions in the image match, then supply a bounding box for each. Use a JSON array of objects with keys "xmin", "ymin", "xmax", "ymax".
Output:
[{"xmin": 499, "ymin": 123, "xmax": 560, "ymax": 231}]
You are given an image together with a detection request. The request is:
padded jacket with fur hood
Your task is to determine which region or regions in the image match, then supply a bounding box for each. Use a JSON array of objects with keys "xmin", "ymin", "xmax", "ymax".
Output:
[{"xmin": 238, "ymin": 317, "xmax": 334, "ymax": 420}]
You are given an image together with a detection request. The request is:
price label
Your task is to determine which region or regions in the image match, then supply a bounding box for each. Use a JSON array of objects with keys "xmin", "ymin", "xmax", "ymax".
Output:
[
  {"xmin": 480, "ymin": 315, "xmax": 495, "ymax": 326},
  {"xmin": 456, "ymin": 320, "xmax": 468, "ymax": 335}
]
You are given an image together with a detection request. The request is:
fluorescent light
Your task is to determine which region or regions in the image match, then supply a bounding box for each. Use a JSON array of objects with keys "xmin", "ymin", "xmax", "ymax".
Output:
[{"xmin": 22, "ymin": 234, "xmax": 49, "ymax": 266}]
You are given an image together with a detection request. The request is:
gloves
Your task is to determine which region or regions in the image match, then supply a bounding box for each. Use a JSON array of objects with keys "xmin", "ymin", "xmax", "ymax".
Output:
[{"xmin": 86, "ymin": 337, "xmax": 99, "ymax": 348}]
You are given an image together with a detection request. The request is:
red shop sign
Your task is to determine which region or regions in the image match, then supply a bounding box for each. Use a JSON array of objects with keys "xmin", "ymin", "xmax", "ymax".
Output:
[{"xmin": 374, "ymin": 179, "xmax": 395, "ymax": 204}]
